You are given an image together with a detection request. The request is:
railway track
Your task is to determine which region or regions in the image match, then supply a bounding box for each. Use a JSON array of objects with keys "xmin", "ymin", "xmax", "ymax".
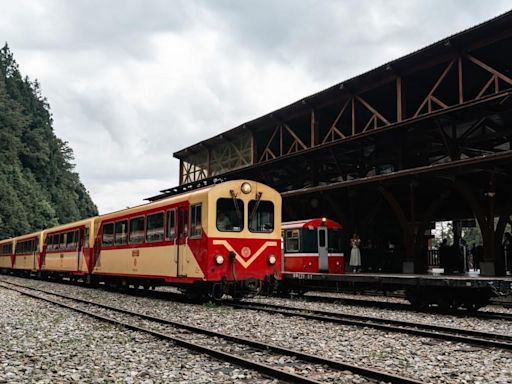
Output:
[
  {"xmin": 291, "ymin": 293, "xmax": 512, "ymax": 322},
  {"xmin": 228, "ymin": 300, "xmax": 512, "ymax": 350},
  {"xmin": 0, "ymin": 280, "xmax": 424, "ymax": 384}
]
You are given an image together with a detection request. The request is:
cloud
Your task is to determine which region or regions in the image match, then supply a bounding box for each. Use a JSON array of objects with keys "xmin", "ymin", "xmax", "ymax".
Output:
[{"xmin": 1, "ymin": 0, "xmax": 510, "ymax": 213}]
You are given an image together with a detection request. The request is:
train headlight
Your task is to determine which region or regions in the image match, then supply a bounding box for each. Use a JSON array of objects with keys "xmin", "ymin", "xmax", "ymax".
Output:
[
  {"xmin": 268, "ymin": 255, "xmax": 276, "ymax": 265},
  {"xmin": 215, "ymin": 255, "xmax": 224, "ymax": 265},
  {"xmin": 241, "ymin": 182, "xmax": 252, "ymax": 194}
]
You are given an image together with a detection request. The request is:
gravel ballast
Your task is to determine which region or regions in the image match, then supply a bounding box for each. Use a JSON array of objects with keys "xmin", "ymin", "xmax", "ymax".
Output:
[
  {"xmin": 2, "ymin": 275, "xmax": 512, "ymax": 383},
  {"xmin": 0, "ymin": 285, "xmax": 278, "ymax": 384}
]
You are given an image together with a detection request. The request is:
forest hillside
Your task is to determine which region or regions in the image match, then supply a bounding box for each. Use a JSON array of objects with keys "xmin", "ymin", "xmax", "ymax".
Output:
[{"xmin": 0, "ymin": 44, "xmax": 98, "ymax": 239}]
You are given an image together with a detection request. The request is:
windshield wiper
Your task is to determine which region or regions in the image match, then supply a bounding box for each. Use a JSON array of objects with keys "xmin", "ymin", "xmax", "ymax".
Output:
[
  {"xmin": 249, "ymin": 191, "xmax": 263, "ymax": 223},
  {"xmin": 230, "ymin": 190, "xmax": 242, "ymax": 226}
]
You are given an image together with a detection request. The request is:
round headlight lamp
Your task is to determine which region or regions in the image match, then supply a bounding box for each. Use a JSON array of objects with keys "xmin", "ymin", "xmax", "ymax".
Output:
[
  {"xmin": 268, "ymin": 255, "xmax": 276, "ymax": 265},
  {"xmin": 215, "ymin": 255, "xmax": 224, "ymax": 265},
  {"xmin": 241, "ymin": 182, "xmax": 252, "ymax": 194}
]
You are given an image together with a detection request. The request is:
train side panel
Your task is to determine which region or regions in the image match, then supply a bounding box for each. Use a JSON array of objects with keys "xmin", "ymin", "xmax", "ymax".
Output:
[{"xmin": 93, "ymin": 244, "xmax": 204, "ymax": 280}]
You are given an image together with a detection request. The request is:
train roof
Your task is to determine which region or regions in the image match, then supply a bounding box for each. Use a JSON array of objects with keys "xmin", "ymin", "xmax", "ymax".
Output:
[
  {"xmin": 44, "ymin": 217, "xmax": 98, "ymax": 234},
  {"xmin": 282, "ymin": 218, "xmax": 342, "ymax": 230},
  {"xmin": 98, "ymin": 179, "xmax": 278, "ymax": 222},
  {"xmin": 0, "ymin": 237, "xmax": 14, "ymax": 244},
  {"xmin": 12, "ymin": 231, "xmax": 43, "ymax": 242}
]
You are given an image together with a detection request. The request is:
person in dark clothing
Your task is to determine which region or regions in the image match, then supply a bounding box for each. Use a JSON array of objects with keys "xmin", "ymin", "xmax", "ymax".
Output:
[
  {"xmin": 504, "ymin": 233, "xmax": 512, "ymax": 274},
  {"xmin": 439, "ymin": 239, "xmax": 449, "ymax": 273}
]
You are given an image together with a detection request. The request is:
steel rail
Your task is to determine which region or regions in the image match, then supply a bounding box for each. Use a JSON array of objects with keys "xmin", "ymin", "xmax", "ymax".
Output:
[
  {"xmin": 0, "ymin": 280, "xmax": 424, "ymax": 384},
  {"xmin": 291, "ymin": 294, "xmax": 512, "ymax": 322},
  {"xmin": 228, "ymin": 301, "xmax": 512, "ymax": 350}
]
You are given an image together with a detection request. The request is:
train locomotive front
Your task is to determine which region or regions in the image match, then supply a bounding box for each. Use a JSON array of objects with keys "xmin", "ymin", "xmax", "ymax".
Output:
[{"xmin": 202, "ymin": 180, "xmax": 282, "ymax": 298}]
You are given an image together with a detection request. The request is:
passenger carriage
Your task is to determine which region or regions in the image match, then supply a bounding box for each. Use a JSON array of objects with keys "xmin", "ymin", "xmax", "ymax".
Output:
[
  {"xmin": 12, "ymin": 232, "xmax": 43, "ymax": 273},
  {"xmin": 91, "ymin": 180, "xmax": 282, "ymax": 298},
  {"xmin": 282, "ymin": 218, "xmax": 344, "ymax": 274},
  {"xmin": 40, "ymin": 218, "xmax": 96, "ymax": 278}
]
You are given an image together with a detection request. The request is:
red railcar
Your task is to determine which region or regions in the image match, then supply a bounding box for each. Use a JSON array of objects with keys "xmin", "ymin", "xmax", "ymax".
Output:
[{"xmin": 282, "ymin": 218, "xmax": 344, "ymax": 274}]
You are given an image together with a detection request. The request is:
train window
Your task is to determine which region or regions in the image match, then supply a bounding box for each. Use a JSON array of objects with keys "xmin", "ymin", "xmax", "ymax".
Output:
[
  {"xmin": 146, "ymin": 213, "xmax": 164, "ymax": 242},
  {"xmin": 190, "ymin": 204, "xmax": 202, "ymax": 238},
  {"xmin": 319, "ymin": 229, "xmax": 326, "ymax": 247},
  {"xmin": 115, "ymin": 220, "xmax": 128, "ymax": 245},
  {"xmin": 216, "ymin": 198, "xmax": 244, "ymax": 232},
  {"xmin": 328, "ymin": 229, "xmax": 343, "ymax": 252},
  {"xmin": 66, "ymin": 231, "xmax": 78, "ymax": 250},
  {"xmin": 102, "ymin": 223, "xmax": 114, "ymax": 246},
  {"xmin": 51, "ymin": 235, "xmax": 59, "ymax": 251},
  {"xmin": 84, "ymin": 227, "xmax": 90, "ymax": 248},
  {"xmin": 16, "ymin": 240, "xmax": 35, "ymax": 254},
  {"xmin": 1, "ymin": 244, "xmax": 12, "ymax": 255},
  {"xmin": 129, "ymin": 216, "xmax": 145, "ymax": 244},
  {"xmin": 46, "ymin": 235, "xmax": 54, "ymax": 251},
  {"xmin": 167, "ymin": 209, "xmax": 176, "ymax": 239},
  {"xmin": 248, "ymin": 200, "xmax": 274, "ymax": 233},
  {"xmin": 59, "ymin": 233, "xmax": 67, "ymax": 250},
  {"xmin": 302, "ymin": 230, "xmax": 318, "ymax": 253},
  {"xmin": 285, "ymin": 230, "xmax": 300, "ymax": 252}
]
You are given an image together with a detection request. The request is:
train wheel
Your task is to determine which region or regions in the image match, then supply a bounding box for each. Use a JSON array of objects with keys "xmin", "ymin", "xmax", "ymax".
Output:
[
  {"xmin": 408, "ymin": 297, "xmax": 427, "ymax": 310},
  {"xmin": 85, "ymin": 274, "xmax": 98, "ymax": 287},
  {"xmin": 436, "ymin": 296, "xmax": 455, "ymax": 311}
]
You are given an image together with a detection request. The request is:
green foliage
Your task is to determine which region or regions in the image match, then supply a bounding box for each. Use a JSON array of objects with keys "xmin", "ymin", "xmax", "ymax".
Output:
[
  {"xmin": 462, "ymin": 227, "xmax": 482, "ymax": 246},
  {"xmin": 0, "ymin": 43, "xmax": 98, "ymax": 238}
]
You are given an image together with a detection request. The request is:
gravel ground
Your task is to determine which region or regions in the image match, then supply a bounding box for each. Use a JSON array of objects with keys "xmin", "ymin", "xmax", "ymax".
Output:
[
  {"xmin": 2, "ymin": 275, "xmax": 512, "ymax": 383},
  {"xmin": 0, "ymin": 285, "xmax": 279, "ymax": 384}
]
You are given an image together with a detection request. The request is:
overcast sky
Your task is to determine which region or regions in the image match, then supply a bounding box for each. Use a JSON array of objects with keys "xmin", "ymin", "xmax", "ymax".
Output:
[{"xmin": 1, "ymin": 1, "xmax": 510, "ymax": 214}]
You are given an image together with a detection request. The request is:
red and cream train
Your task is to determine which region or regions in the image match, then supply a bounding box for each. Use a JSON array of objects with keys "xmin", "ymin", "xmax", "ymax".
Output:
[{"xmin": 0, "ymin": 180, "xmax": 283, "ymax": 299}]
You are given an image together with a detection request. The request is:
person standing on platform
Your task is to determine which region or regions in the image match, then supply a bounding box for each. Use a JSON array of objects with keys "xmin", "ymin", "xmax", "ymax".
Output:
[
  {"xmin": 439, "ymin": 238, "xmax": 449, "ymax": 273},
  {"xmin": 504, "ymin": 232, "xmax": 512, "ymax": 275},
  {"xmin": 350, "ymin": 233, "xmax": 362, "ymax": 272}
]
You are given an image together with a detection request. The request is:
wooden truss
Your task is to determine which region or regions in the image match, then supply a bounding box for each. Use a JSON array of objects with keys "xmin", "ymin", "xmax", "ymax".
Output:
[
  {"xmin": 180, "ymin": 132, "xmax": 252, "ymax": 184},
  {"xmin": 257, "ymin": 51, "xmax": 512, "ymax": 162}
]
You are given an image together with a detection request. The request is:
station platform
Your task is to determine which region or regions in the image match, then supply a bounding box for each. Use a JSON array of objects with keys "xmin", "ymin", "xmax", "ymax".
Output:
[
  {"xmin": 283, "ymin": 271, "xmax": 512, "ymax": 288},
  {"xmin": 281, "ymin": 272, "xmax": 512, "ymax": 299}
]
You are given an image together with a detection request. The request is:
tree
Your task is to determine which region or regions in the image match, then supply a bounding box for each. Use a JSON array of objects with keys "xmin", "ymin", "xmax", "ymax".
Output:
[{"xmin": 0, "ymin": 43, "xmax": 98, "ymax": 238}]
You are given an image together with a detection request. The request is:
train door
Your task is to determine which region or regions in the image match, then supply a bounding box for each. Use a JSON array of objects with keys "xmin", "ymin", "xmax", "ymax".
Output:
[
  {"xmin": 318, "ymin": 227, "xmax": 328, "ymax": 272},
  {"xmin": 77, "ymin": 228, "xmax": 84, "ymax": 271},
  {"xmin": 176, "ymin": 206, "xmax": 189, "ymax": 277},
  {"xmin": 32, "ymin": 238, "xmax": 38, "ymax": 271}
]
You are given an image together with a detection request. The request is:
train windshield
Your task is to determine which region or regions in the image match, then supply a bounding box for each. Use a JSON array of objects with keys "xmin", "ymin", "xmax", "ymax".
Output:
[
  {"xmin": 249, "ymin": 200, "xmax": 274, "ymax": 233},
  {"xmin": 216, "ymin": 198, "xmax": 244, "ymax": 232},
  {"xmin": 328, "ymin": 229, "xmax": 343, "ymax": 253}
]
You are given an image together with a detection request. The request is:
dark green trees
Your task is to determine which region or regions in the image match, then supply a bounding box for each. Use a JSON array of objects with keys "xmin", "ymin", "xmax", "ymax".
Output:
[{"xmin": 0, "ymin": 44, "xmax": 98, "ymax": 238}]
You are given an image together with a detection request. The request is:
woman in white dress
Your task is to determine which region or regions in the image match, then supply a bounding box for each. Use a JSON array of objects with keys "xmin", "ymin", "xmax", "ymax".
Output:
[{"xmin": 350, "ymin": 234, "xmax": 361, "ymax": 272}]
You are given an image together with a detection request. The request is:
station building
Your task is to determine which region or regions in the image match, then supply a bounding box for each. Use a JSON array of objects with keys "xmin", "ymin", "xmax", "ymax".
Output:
[{"xmin": 151, "ymin": 12, "xmax": 512, "ymax": 276}]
